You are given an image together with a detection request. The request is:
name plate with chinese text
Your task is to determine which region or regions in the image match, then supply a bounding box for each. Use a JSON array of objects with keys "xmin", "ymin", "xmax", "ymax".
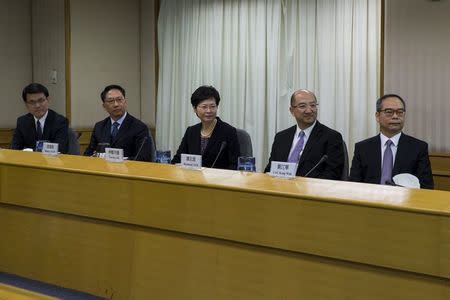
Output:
[{"xmin": 181, "ymin": 153, "xmax": 202, "ymax": 169}]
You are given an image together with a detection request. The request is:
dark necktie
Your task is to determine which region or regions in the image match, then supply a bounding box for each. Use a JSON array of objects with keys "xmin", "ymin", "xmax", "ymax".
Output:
[
  {"xmin": 380, "ymin": 139, "xmax": 393, "ymax": 184},
  {"xmin": 288, "ymin": 131, "xmax": 305, "ymax": 163},
  {"xmin": 111, "ymin": 121, "xmax": 119, "ymax": 141},
  {"xmin": 36, "ymin": 120, "xmax": 43, "ymax": 140}
]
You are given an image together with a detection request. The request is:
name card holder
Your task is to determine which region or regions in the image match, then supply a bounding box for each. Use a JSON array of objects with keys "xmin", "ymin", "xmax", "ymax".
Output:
[
  {"xmin": 269, "ymin": 161, "xmax": 298, "ymax": 179},
  {"xmin": 42, "ymin": 142, "xmax": 59, "ymax": 156},
  {"xmin": 105, "ymin": 147, "xmax": 124, "ymax": 163},
  {"xmin": 181, "ymin": 153, "xmax": 202, "ymax": 170}
]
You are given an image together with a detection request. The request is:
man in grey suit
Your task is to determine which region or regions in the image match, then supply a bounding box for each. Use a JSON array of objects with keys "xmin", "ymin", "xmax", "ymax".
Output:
[{"xmin": 265, "ymin": 89, "xmax": 344, "ymax": 179}]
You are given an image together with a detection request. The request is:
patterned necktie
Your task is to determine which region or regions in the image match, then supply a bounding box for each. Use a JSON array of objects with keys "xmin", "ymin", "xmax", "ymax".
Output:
[
  {"xmin": 380, "ymin": 139, "xmax": 393, "ymax": 184},
  {"xmin": 36, "ymin": 120, "xmax": 43, "ymax": 140},
  {"xmin": 288, "ymin": 131, "xmax": 305, "ymax": 163},
  {"xmin": 111, "ymin": 121, "xmax": 119, "ymax": 140}
]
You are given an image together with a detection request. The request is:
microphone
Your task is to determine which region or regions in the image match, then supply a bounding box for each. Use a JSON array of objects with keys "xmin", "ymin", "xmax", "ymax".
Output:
[
  {"xmin": 133, "ymin": 136, "xmax": 148, "ymax": 161},
  {"xmin": 304, "ymin": 154, "xmax": 328, "ymax": 177},
  {"xmin": 210, "ymin": 141, "xmax": 227, "ymax": 168}
]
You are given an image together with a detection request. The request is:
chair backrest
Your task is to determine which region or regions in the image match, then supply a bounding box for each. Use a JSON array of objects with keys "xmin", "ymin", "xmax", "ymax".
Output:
[
  {"xmin": 342, "ymin": 140, "xmax": 349, "ymax": 180},
  {"xmin": 67, "ymin": 127, "xmax": 80, "ymax": 155},
  {"xmin": 236, "ymin": 128, "xmax": 253, "ymax": 157}
]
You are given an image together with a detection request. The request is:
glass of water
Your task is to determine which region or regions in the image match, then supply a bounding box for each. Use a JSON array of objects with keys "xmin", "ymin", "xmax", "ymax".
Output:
[
  {"xmin": 156, "ymin": 150, "xmax": 172, "ymax": 164},
  {"xmin": 237, "ymin": 156, "xmax": 256, "ymax": 172}
]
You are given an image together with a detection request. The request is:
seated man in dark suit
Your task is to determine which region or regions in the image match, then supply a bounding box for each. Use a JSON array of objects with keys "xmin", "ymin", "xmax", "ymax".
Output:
[
  {"xmin": 265, "ymin": 89, "xmax": 344, "ymax": 179},
  {"xmin": 349, "ymin": 94, "xmax": 434, "ymax": 189},
  {"xmin": 11, "ymin": 83, "xmax": 69, "ymax": 153},
  {"xmin": 84, "ymin": 84, "xmax": 154, "ymax": 161}
]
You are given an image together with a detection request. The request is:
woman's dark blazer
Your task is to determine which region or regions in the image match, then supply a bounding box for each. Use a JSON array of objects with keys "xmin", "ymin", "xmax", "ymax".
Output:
[{"xmin": 171, "ymin": 117, "xmax": 240, "ymax": 170}]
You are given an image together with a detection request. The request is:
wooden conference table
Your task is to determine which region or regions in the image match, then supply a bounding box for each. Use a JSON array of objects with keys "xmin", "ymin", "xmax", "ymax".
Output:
[{"xmin": 0, "ymin": 149, "xmax": 449, "ymax": 299}]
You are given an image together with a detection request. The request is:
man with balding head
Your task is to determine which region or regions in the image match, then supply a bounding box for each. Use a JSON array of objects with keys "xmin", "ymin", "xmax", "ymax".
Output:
[{"xmin": 265, "ymin": 89, "xmax": 345, "ymax": 179}]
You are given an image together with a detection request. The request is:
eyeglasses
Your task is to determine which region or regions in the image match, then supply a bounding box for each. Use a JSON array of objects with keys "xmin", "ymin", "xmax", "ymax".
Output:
[
  {"xmin": 291, "ymin": 103, "xmax": 319, "ymax": 110},
  {"xmin": 197, "ymin": 104, "xmax": 217, "ymax": 111},
  {"xmin": 26, "ymin": 98, "xmax": 47, "ymax": 107},
  {"xmin": 104, "ymin": 97, "xmax": 125, "ymax": 105},
  {"xmin": 379, "ymin": 108, "xmax": 405, "ymax": 117}
]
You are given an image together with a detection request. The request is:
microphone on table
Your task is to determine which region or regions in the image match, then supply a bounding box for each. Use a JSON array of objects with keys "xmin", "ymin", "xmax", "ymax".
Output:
[
  {"xmin": 304, "ymin": 154, "xmax": 328, "ymax": 177},
  {"xmin": 133, "ymin": 136, "xmax": 148, "ymax": 161},
  {"xmin": 210, "ymin": 141, "xmax": 227, "ymax": 169}
]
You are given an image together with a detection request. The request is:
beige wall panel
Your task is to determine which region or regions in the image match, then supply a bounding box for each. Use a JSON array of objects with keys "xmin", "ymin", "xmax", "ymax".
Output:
[
  {"xmin": 140, "ymin": 0, "xmax": 157, "ymax": 128},
  {"xmin": 70, "ymin": 0, "xmax": 141, "ymax": 128},
  {"xmin": 384, "ymin": 0, "xmax": 450, "ymax": 152},
  {"xmin": 31, "ymin": 0, "xmax": 66, "ymax": 117},
  {"xmin": 0, "ymin": 0, "xmax": 32, "ymax": 128}
]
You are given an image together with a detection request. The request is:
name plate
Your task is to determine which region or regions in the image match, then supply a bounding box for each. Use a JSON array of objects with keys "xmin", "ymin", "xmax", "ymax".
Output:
[
  {"xmin": 269, "ymin": 161, "xmax": 297, "ymax": 178},
  {"xmin": 42, "ymin": 142, "xmax": 59, "ymax": 156},
  {"xmin": 105, "ymin": 147, "xmax": 124, "ymax": 162},
  {"xmin": 181, "ymin": 153, "xmax": 202, "ymax": 169}
]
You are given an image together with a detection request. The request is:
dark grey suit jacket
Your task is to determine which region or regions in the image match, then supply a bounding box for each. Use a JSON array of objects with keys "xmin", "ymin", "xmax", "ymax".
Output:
[
  {"xmin": 171, "ymin": 117, "xmax": 240, "ymax": 170},
  {"xmin": 84, "ymin": 113, "xmax": 153, "ymax": 162},
  {"xmin": 264, "ymin": 121, "xmax": 344, "ymax": 180},
  {"xmin": 349, "ymin": 133, "xmax": 434, "ymax": 189},
  {"xmin": 11, "ymin": 109, "xmax": 69, "ymax": 153}
]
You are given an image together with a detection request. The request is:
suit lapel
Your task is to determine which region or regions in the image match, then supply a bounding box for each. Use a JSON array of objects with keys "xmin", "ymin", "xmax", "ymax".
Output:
[
  {"xmin": 298, "ymin": 122, "xmax": 322, "ymax": 166},
  {"xmin": 101, "ymin": 118, "xmax": 112, "ymax": 144},
  {"xmin": 371, "ymin": 136, "xmax": 382, "ymax": 180},
  {"xmin": 393, "ymin": 133, "xmax": 406, "ymax": 175},
  {"xmin": 280, "ymin": 126, "xmax": 297, "ymax": 161},
  {"xmin": 42, "ymin": 110, "xmax": 54, "ymax": 140},
  {"xmin": 202, "ymin": 118, "xmax": 221, "ymax": 156},
  {"xmin": 26, "ymin": 114, "xmax": 38, "ymax": 142}
]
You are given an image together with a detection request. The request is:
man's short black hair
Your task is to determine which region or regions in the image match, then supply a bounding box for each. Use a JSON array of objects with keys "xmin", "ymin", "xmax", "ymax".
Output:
[
  {"xmin": 22, "ymin": 83, "xmax": 49, "ymax": 102},
  {"xmin": 376, "ymin": 94, "xmax": 406, "ymax": 111},
  {"xmin": 101, "ymin": 84, "xmax": 126, "ymax": 102},
  {"xmin": 191, "ymin": 85, "xmax": 221, "ymax": 108}
]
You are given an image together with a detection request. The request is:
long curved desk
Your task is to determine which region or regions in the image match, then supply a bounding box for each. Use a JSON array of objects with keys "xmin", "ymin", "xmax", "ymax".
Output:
[{"xmin": 0, "ymin": 149, "xmax": 449, "ymax": 299}]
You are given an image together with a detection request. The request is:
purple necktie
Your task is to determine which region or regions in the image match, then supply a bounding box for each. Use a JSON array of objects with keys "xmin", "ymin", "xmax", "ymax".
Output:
[
  {"xmin": 288, "ymin": 131, "xmax": 305, "ymax": 163},
  {"xmin": 380, "ymin": 139, "xmax": 393, "ymax": 184}
]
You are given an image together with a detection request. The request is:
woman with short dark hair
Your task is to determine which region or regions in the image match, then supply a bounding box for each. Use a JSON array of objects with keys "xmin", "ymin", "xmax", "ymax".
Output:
[{"xmin": 171, "ymin": 85, "xmax": 240, "ymax": 170}]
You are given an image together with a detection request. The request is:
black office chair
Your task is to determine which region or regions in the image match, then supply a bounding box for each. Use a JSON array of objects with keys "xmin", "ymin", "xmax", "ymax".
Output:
[
  {"xmin": 236, "ymin": 128, "xmax": 253, "ymax": 157},
  {"xmin": 67, "ymin": 128, "xmax": 80, "ymax": 155}
]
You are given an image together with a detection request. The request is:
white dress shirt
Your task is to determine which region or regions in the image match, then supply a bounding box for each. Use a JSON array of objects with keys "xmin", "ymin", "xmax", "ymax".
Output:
[{"xmin": 34, "ymin": 110, "xmax": 49, "ymax": 132}]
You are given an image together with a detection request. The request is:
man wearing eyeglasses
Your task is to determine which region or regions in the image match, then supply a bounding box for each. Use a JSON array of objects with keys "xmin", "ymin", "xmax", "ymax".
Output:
[
  {"xmin": 84, "ymin": 84, "xmax": 154, "ymax": 161},
  {"xmin": 349, "ymin": 94, "xmax": 433, "ymax": 189},
  {"xmin": 264, "ymin": 89, "xmax": 345, "ymax": 179},
  {"xmin": 11, "ymin": 83, "xmax": 69, "ymax": 153}
]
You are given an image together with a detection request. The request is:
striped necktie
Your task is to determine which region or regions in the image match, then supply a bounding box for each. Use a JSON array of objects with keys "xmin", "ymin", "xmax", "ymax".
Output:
[{"xmin": 380, "ymin": 139, "xmax": 394, "ymax": 184}]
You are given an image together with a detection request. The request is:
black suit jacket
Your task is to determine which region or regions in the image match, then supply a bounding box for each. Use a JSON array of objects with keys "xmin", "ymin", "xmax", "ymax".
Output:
[
  {"xmin": 11, "ymin": 109, "xmax": 69, "ymax": 153},
  {"xmin": 84, "ymin": 113, "xmax": 153, "ymax": 162},
  {"xmin": 171, "ymin": 117, "xmax": 240, "ymax": 170},
  {"xmin": 349, "ymin": 133, "xmax": 434, "ymax": 189},
  {"xmin": 264, "ymin": 121, "xmax": 344, "ymax": 179}
]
